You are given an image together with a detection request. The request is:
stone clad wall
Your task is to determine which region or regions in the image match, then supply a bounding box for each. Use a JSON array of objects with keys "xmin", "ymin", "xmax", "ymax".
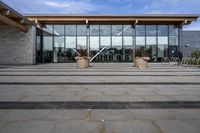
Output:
[
  {"xmin": 182, "ymin": 30, "xmax": 200, "ymax": 57},
  {"xmin": 0, "ymin": 26, "xmax": 36, "ymax": 64}
]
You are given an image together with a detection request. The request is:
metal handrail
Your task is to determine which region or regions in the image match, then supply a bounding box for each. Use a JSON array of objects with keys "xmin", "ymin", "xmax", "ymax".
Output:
[{"xmin": 90, "ymin": 46, "xmax": 107, "ymax": 62}]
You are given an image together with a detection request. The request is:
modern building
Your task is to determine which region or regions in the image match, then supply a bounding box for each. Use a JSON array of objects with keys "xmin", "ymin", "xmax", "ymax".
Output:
[{"xmin": 0, "ymin": 1, "xmax": 199, "ymax": 64}]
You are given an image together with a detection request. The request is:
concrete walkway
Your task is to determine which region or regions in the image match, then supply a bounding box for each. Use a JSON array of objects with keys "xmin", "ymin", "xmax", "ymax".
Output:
[{"xmin": 0, "ymin": 63, "xmax": 200, "ymax": 133}]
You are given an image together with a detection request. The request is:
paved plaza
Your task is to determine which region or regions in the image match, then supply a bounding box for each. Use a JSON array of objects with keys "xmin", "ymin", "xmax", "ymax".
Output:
[{"xmin": 0, "ymin": 63, "xmax": 200, "ymax": 133}]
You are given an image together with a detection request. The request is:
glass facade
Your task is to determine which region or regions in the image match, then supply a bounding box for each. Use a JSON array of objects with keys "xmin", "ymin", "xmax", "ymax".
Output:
[{"xmin": 37, "ymin": 24, "xmax": 180, "ymax": 63}]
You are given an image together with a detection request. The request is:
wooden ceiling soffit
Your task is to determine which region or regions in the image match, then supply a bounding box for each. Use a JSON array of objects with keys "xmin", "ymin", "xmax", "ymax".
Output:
[{"xmin": 0, "ymin": 13, "xmax": 28, "ymax": 32}]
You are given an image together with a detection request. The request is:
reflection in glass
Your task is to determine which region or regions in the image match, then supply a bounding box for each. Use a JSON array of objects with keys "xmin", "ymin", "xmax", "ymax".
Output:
[
  {"xmin": 158, "ymin": 36, "xmax": 168, "ymax": 59},
  {"xmin": 169, "ymin": 25, "xmax": 178, "ymax": 36},
  {"xmin": 158, "ymin": 36, "xmax": 168, "ymax": 44},
  {"xmin": 66, "ymin": 25, "xmax": 76, "ymax": 35},
  {"xmin": 136, "ymin": 25, "xmax": 145, "ymax": 35},
  {"xmin": 169, "ymin": 36, "xmax": 178, "ymax": 46},
  {"xmin": 54, "ymin": 25, "xmax": 65, "ymax": 35},
  {"xmin": 158, "ymin": 25, "xmax": 168, "ymax": 36},
  {"xmin": 136, "ymin": 36, "xmax": 145, "ymax": 49},
  {"xmin": 90, "ymin": 25, "xmax": 100, "ymax": 62},
  {"xmin": 54, "ymin": 36, "xmax": 64, "ymax": 62},
  {"xmin": 146, "ymin": 36, "xmax": 157, "ymax": 61},
  {"xmin": 146, "ymin": 25, "xmax": 156, "ymax": 36},
  {"xmin": 42, "ymin": 25, "xmax": 54, "ymax": 63}
]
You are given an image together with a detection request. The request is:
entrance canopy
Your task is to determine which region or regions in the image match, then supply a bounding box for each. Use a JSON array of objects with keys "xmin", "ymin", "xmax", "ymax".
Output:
[{"xmin": 26, "ymin": 14, "xmax": 199, "ymax": 27}]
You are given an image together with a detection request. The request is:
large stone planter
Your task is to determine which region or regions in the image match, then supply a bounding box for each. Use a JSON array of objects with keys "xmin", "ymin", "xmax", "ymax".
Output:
[
  {"xmin": 134, "ymin": 57, "xmax": 150, "ymax": 69},
  {"xmin": 75, "ymin": 56, "xmax": 90, "ymax": 69}
]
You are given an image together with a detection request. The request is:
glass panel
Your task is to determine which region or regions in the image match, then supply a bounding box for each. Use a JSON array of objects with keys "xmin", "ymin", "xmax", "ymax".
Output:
[
  {"xmin": 169, "ymin": 25, "xmax": 179, "ymax": 36},
  {"xmin": 158, "ymin": 36, "xmax": 168, "ymax": 44},
  {"xmin": 112, "ymin": 25, "xmax": 122, "ymax": 48},
  {"xmin": 77, "ymin": 36, "xmax": 87, "ymax": 49},
  {"xmin": 90, "ymin": 25, "xmax": 99, "ymax": 36},
  {"xmin": 123, "ymin": 25, "xmax": 133, "ymax": 36},
  {"xmin": 169, "ymin": 36, "xmax": 178, "ymax": 46},
  {"xmin": 66, "ymin": 25, "xmax": 76, "ymax": 36},
  {"xmin": 123, "ymin": 36, "xmax": 133, "ymax": 62},
  {"xmin": 146, "ymin": 36, "xmax": 157, "ymax": 61},
  {"xmin": 66, "ymin": 36, "xmax": 76, "ymax": 48},
  {"xmin": 100, "ymin": 36, "xmax": 111, "ymax": 47},
  {"xmin": 146, "ymin": 36, "xmax": 156, "ymax": 45},
  {"xmin": 77, "ymin": 25, "xmax": 87, "ymax": 35},
  {"xmin": 146, "ymin": 25, "xmax": 156, "ymax": 36},
  {"xmin": 124, "ymin": 36, "xmax": 132, "ymax": 47},
  {"xmin": 43, "ymin": 34, "xmax": 53, "ymax": 63},
  {"xmin": 157, "ymin": 25, "xmax": 168, "ymax": 36},
  {"xmin": 158, "ymin": 45, "xmax": 168, "ymax": 57},
  {"xmin": 54, "ymin": 36, "xmax": 65, "ymax": 62},
  {"xmin": 136, "ymin": 36, "xmax": 145, "ymax": 46},
  {"xmin": 136, "ymin": 25, "xmax": 145, "ymax": 36},
  {"xmin": 54, "ymin": 25, "xmax": 65, "ymax": 35},
  {"xmin": 100, "ymin": 25, "xmax": 111, "ymax": 36},
  {"xmin": 90, "ymin": 36, "xmax": 99, "ymax": 51}
]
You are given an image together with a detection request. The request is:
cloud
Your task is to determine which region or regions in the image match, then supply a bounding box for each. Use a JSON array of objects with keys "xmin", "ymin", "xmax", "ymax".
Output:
[{"xmin": 1, "ymin": 0, "xmax": 200, "ymax": 29}]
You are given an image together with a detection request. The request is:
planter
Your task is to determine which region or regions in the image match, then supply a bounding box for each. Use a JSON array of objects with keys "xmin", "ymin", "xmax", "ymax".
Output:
[
  {"xmin": 75, "ymin": 56, "xmax": 90, "ymax": 69},
  {"xmin": 134, "ymin": 57, "xmax": 150, "ymax": 69}
]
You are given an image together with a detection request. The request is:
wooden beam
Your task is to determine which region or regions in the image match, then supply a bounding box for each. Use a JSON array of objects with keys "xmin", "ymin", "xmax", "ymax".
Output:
[{"xmin": 0, "ymin": 13, "xmax": 28, "ymax": 32}]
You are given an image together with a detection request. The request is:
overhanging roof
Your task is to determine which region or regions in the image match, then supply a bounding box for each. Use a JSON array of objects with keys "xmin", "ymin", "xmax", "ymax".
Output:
[
  {"xmin": 25, "ymin": 14, "xmax": 199, "ymax": 26},
  {"xmin": 0, "ymin": 1, "xmax": 35, "ymax": 32}
]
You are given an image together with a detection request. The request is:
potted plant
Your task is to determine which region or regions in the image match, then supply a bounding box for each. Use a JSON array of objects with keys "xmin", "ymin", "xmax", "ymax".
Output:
[
  {"xmin": 75, "ymin": 49, "xmax": 91, "ymax": 69},
  {"xmin": 134, "ymin": 47, "xmax": 150, "ymax": 69}
]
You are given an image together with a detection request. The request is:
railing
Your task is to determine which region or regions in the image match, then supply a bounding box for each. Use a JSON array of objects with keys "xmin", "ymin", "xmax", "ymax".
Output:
[{"xmin": 90, "ymin": 46, "xmax": 108, "ymax": 62}]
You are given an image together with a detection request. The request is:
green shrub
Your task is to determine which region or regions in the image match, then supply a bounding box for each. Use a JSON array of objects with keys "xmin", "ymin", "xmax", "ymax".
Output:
[{"xmin": 191, "ymin": 50, "xmax": 200, "ymax": 59}]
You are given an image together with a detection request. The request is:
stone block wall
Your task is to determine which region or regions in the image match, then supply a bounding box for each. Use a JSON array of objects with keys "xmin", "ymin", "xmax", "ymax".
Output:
[
  {"xmin": 182, "ymin": 31, "xmax": 200, "ymax": 57},
  {"xmin": 0, "ymin": 25, "xmax": 36, "ymax": 64}
]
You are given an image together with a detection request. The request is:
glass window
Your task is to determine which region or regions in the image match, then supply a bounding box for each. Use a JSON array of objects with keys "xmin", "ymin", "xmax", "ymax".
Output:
[
  {"xmin": 123, "ymin": 36, "xmax": 132, "ymax": 47},
  {"xmin": 65, "ymin": 36, "xmax": 76, "ymax": 48},
  {"xmin": 54, "ymin": 36, "xmax": 65, "ymax": 47},
  {"xmin": 136, "ymin": 25, "xmax": 145, "ymax": 36},
  {"xmin": 112, "ymin": 36, "xmax": 122, "ymax": 47},
  {"xmin": 77, "ymin": 36, "xmax": 87, "ymax": 49},
  {"xmin": 77, "ymin": 25, "xmax": 87, "ymax": 36},
  {"xmin": 169, "ymin": 36, "xmax": 178, "ymax": 46},
  {"xmin": 66, "ymin": 25, "xmax": 76, "ymax": 36},
  {"xmin": 43, "ymin": 36, "xmax": 53, "ymax": 51},
  {"xmin": 112, "ymin": 25, "xmax": 122, "ymax": 36},
  {"xmin": 123, "ymin": 25, "xmax": 133, "ymax": 36},
  {"xmin": 169, "ymin": 25, "xmax": 179, "ymax": 36},
  {"xmin": 100, "ymin": 36, "xmax": 111, "ymax": 47},
  {"xmin": 54, "ymin": 25, "xmax": 65, "ymax": 35},
  {"xmin": 90, "ymin": 25, "xmax": 99, "ymax": 36},
  {"xmin": 146, "ymin": 25, "xmax": 156, "ymax": 36},
  {"xmin": 90, "ymin": 36, "xmax": 99, "ymax": 51},
  {"xmin": 112, "ymin": 25, "xmax": 122, "ymax": 48},
  {"xmin": 158, "ymin": 45, "xmax": 168, "ymax": 57},
  {"xmin": 136, "ymin": 36, "xmax": 145, "ymax": 46},
  {"xmin": 158, "ymin": 36, "xmax": 168, "ymax": 44},
  {"xmin": 157, "ymin": 25, "xmax": 168, "ymax": 36},
  {"xmin": 100, "ymin": 25, "xmax": 111, "ymax": 36},
  {"xmin": 146, "ymin": 36, "xmax": 156, "ymax": 45}
]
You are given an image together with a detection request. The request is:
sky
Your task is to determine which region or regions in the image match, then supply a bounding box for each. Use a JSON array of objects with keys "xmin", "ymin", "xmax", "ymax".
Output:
[{"xmin": 1, "ymin": 0, "xmax": 200, "ymax": 30}]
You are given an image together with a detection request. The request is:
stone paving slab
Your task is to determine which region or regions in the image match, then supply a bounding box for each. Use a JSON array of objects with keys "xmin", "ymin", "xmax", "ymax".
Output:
[
  {"xmin": 0, "ymin": 120, "xmax": 56, "ymax": 133},
  {"xmin": 0, "ymin": 63, "xmax": 199, "ymax": 132},
  {"xmin": 155, "ymin": 120, "xmax": 200, "ymax": 133},
  {"xmin": 51, "ymin": 120, "xmax": 103, "ymax": 133},
  {"xmin": 104, "ymin": 120, "xmax": 160, "ymax": 133}
]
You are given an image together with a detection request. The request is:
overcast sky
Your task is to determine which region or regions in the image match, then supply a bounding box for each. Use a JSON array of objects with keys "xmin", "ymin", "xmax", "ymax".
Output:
[{"xmin": 2, "ymin": 0, "xmax": 200, "ymax": 30}]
